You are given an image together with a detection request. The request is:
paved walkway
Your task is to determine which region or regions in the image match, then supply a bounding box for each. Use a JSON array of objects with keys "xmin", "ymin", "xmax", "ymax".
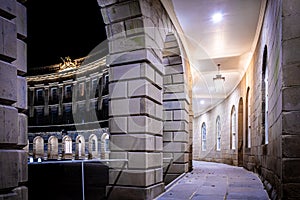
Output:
[{"xmin": 156, "ymin": 161, "xmax": 269, "ymax": 200}]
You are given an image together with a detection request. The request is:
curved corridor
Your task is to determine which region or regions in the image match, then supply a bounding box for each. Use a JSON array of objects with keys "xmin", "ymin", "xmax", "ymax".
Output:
[{"xmin": 156, "ymin": 161, "xmax": 269, "ymax": 200}]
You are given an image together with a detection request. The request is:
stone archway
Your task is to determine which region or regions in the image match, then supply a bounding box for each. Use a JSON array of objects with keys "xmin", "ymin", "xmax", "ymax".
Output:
[
  {"xmin": 47, "ymin": 136, "xmax": 58, "ymax": 160},
  {"xmin": 162, "ymin": 33, "xmax": 190, "ymax": 184},
  {"xmin": 98, "ymin": 0, "xmax": 192, "ymax": 199},
  {"xmin": 33, "ymin": 136, "xmax": 44, "ymax": 159}
]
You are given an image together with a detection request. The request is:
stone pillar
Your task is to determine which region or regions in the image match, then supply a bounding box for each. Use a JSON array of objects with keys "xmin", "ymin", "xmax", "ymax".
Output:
[
  {"xmin": 162, "ymin": 34, "xmax": 189, "ymax": 183},
  {"xmin": 0, "ymin": 0, "xmax": 28, "ymax": 199},
  {"xmin": 282, "ymin": 0, "xmax": 300, "ymax": 199},
  {"xmin": 99, "ymin": 0, "xmax": 164, "ymax": 199}
]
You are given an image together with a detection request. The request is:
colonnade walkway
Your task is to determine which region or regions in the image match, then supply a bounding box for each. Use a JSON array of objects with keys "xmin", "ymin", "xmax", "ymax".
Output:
[{"xmin": 156, "ymin": 161, "xmax": 269, "ymax": 200}]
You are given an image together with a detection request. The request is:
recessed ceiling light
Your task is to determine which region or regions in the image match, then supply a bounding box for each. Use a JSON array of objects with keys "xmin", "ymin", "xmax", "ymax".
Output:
[
  {"xmin": 200, "ymin": 100, "xmax": 205, "ymax": 105},
  {"xmin": 212, "ymin": 13, "xmax": 223, "ymax": 23}
]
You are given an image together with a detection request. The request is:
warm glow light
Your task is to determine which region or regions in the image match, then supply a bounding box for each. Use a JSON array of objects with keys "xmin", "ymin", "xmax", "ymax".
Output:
[{"xmin": 212, "ymin": 12, "xmax": 223, "ymax": 23}]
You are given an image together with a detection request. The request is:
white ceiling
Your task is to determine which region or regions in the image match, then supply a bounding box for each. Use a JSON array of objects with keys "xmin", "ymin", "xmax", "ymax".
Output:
[{"xmin": 167, "ymin": 0, "xmax": 264, "ymax": 116}]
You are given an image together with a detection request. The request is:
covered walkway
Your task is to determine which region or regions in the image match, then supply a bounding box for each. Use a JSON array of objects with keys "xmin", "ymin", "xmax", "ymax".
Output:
[{"xmin": 157, "ymin": 161, "xmax": 269, "ymax": 200}]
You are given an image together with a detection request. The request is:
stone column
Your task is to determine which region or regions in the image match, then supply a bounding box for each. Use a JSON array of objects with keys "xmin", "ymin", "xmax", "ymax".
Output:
[
  {"xmin": 99, "ymin": 0, "xmax": 164, "ymax": 199},
  {"xmin": 282, "ymin": 1, "xmax": 300, "ymax": 199},
  {"xmin": 0, "ymin": 0, "xmax": 28, "ymax": 199}
]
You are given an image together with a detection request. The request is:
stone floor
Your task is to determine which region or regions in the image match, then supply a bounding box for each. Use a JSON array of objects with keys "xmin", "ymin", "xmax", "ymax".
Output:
[{"xmin": 156, "ymin": 161, "xmax": 269, "ymax": 200}]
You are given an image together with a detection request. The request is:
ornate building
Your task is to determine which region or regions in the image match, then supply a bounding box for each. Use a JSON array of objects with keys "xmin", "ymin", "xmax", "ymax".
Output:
[{"xmin": 26, "ymin": 55, "xmax": 110, "ymax": 160}]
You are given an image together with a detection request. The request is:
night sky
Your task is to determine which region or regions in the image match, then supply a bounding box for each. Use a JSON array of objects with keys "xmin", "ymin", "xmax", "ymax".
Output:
[{"xmin": 25, "ymin": 0, "xmax": 107, "ymax": 68}]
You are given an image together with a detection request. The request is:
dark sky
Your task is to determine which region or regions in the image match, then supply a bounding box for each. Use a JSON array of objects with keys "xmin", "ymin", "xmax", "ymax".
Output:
[{"xmin": 25, "ymin": 0, "xmax": 107, "ymax": 68}]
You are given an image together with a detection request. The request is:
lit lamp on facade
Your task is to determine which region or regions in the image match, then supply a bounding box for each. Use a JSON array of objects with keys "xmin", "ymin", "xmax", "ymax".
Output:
[{"xmin": 213, "ymin": 64, "xmax": 225, "ymax": 92}]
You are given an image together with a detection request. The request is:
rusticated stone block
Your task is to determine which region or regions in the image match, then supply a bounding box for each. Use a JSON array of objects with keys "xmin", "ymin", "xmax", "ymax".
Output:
[
  {"xmin": 283, "ymin": 37, "xmax": 300, "ymax": 65},
  {"xmin": 283, "ymin": 0, "xmax": 300, "ymax": 16},
  {"xmin": 282, "ymin": 111, "xmax": 300, "ymax": 134},
  {"xmin": 13, "ymin": 186, "xmax": 28, "ymax": 200},
  {"xmin": 0, "ymin": 17, "xmax": 17, "ymax": 61},
  {"xmin": 12, "ymin": 39, "xmax": 26, "ymax": 75},
  {"xmin": 97, "ymin": 0, "xmax": 118, "ymax": 7},
  {"xmin": 0, "ymin": 105, "xmax": 18, "ymax": 144},
  {"xmin": 15, "ymin": 2, "xmax": 26, "ymax": 39},
  {"xmin": 128, "ymin": 152, "xmax": 162, "ymax": 169},
  {"xmin": 0, "ymin": 192, "xmax": 17, "ymax": 199},
  {"xmin": 17, "ymin": 113, "xmax": 27, "ymax": 147},
  {"xmin": 109, "ymin": 169, "xmax": 156, "ymax": 186},
  {"xmin": 283, "ymin": 63, "xmax": 300, "ymax": 87},
  {"xmin": 163, "ymin": 142, "xmax": 188, "ymax": 153},
  {"xmin": 167, "ymin": 163, "xmax": 188, "ymax": 174},
  {"xmin": 0, "ymin": 150, "xmax": 19, "ymax": 189},
  {"xmin": 282, "ymin": 87, "xmax": 300, "ymax": 111},
  {"xmin": 105, "ymin": 21, "xmax": 125, "ymax": 39},
  {"xmin": 283, "ymin": 135, "xmax": 300, "ymax": 157},
  {"xmin": 12, "ymin": 76, "xmax": 27, "ymax": 110},
  {"xmin": 0, "ymin": 0, "xmax": 16, "ymax": 19},
  {"xmin": 102, "ymin": 1, "xmax": 141, "ymax": 24},
  {"xmin": 110, "ymin": 134, "xmax": 155, "ymax": 151},
  {"xmin": 16, "ymin": 150, "xmax": 27, "ymax": 183},
  {"xmin": 0, "ymin": 60, "xmax": 17, "ymax": 104},
  {"xmin": 125, "ymin": 17, "xmax": 144, "ymax": 36},
  {"xmin": 283, "ymin": 159, "xmax": 300, "ymax": 182},
  {"xmin": 283, "ymin": 183, "xmax": 300, "ymax": 199},
  {"xmin": 109, "ymin": 116, "xmax": 127, "ymax": 133}
]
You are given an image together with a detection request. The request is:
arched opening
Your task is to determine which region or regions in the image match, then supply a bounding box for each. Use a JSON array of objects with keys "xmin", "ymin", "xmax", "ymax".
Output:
[
  {"xmin": 88, "ymin": 134, "xmax": 98, "ymax": 159},
  {"xmin": 246, "ymin": 87, "xmax": 251, "ymax": 148},
  {"xmin": 62, "ymin": 135, "xmax": 72, "ymax": 159},
  {"xmin": 230, "ymin": 106, "xmax": 237, "ymax": 150},
  {"xmin": 201, "ymin": 122, "xmax": 207, "ymax": 152},
  {"xmin": 238, "ymin": 98, "xmax": 244, "ymax": 166},
  {"xmin": 47, "ymin": 136, "xmax": 58, "ymax": 160},
  {"xmin": 162, "ymin": 33, "xmax": 189, "ymax": 184},
  {"xmin": 75, "ymin": 135, "xmax": 85, "ymax": 159},
  {"xmin": 33, "ymin": 136, "xmax": 44, "ymax": 159},
  {"xmin": 100, "ymin": 133, "xmax": 110, "ymax": 159},
  {"xmin": 262, "ymin": 45, "xmax": 269, "ymax": 144},
  {"xmin": 216, "ymin": 116, "xmax": 221, "ymax": 151}
]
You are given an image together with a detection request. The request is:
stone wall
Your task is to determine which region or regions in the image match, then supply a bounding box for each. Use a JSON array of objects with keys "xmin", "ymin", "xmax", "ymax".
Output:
[
  {"xmin": 98, "ymin": 0, "xmax": 193, "ymax": 199},
  {"xmin": 281, "ymin": 0, "xmax": 300, "ymax": 199},
  {"xmin": 193, "ymin": 0, "xmax": 286, "ymax": 199},
  {"xmin": 0, "ymin": 0, "xmax": 28, "ymax": 199}
]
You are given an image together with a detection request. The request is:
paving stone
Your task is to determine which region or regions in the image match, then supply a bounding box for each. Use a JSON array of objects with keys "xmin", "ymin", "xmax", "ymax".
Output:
[{"xmin": 155, "ymin": 161, "xmax": 269, "ymax": 200}]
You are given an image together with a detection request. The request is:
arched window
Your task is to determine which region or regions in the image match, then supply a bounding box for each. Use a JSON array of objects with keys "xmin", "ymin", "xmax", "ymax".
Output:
[
  {"xmin": 33, "ymin": 136, "xmax": 44, "ymax": 159},
  {"xmin": 89, "ymin": 134, "xmax": 98, "ymax": 159},
  {"xmin": 246, "ymin": 88, "xmax": 251, "ymax": 148},
  {"xmin": 231, "ymin": 106, "xmax": 236, "ymax": 150},
  {"xmin": 63, "ymin": 136, "xmax": 72, "ymax": 154},
  {"xmin": 262, "ymin": 46, "xmax": 269, "ymax": 144},
  {"xmin": 48, "ymin": 136, "xmax": 58, "ymax": 159},
  {"xmin": 201, "ymin": 123, "xmax": 207, "ymax": 151},
  {"xmin": 76, "ymin": 135, "xmax": 85, "ymax": 159},
  {"xmin": 216, "ymin": 116, "xmax": 221, "ymax": 151}
]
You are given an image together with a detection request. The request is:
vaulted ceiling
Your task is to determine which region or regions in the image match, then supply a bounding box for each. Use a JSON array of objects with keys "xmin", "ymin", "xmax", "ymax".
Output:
[{"xmin": 162, "ymin": 0, "xmax": 266, "ymax": 116}]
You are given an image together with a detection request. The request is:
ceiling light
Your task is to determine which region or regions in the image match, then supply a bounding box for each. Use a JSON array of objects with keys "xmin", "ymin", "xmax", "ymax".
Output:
[
  {"xmin": 200, "ymin": 100, "xmax": 205, "ymax": 105},
  {"xmin": 212, "ymin": 12, "xmax": 223, "ymax": 23},
  {"xmin": 213, "ymin": 64, "xmax": 225, "ymax": 92}
]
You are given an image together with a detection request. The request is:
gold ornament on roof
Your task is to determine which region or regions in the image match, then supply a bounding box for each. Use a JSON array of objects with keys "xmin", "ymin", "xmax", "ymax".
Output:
[{"xmin": 59, "ymin": 56, "xmax": 78, "ymax": 72}]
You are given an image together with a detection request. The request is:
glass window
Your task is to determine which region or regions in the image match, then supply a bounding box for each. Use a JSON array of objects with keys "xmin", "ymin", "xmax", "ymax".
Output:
[
  {"xmin": 36, "ymin": 89, "xmax": 44, "ymax": 105},
  {"xmin": 201, "ymin": 123, "xmax": 207, "ymax": 151},
  {"xmin": 216, "ymin": 116, "xmax": 221, "ymax": 151},
  {"xmin": 50, "ymin": 87, "xmax": 58, "ymax": 104},
  {"xmin": 231, "ymin": 106, "xmax": 236, "ymax": 150}
]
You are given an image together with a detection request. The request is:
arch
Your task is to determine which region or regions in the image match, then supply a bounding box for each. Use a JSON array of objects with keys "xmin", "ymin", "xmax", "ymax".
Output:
[
  {"xmin": 201, "ymin": 122, "xmax": 207, "ymax": 151},
  {"xmin": 75, "ymin": 135, "xmax": 85, "ymax": 159},
  {"xmin": 162, "ymin": 33, "xmax": 190, "ymax": 184},
  {"xmin": 62, "ymin": 135, "xmax": 73, "ymax": 159},
  {"xmin": 246, "ymin": 87, "xmax": 251, "ymax": 148},
  {"xmin": 100, "ymin": 133, "xmax": 110, "ymax": 159},
  {"xmin": 230, "ymin": 106, "xmax": 237, "ymax": 150},
  {"xmin": 88, "ymin": 134, "xmax": 98, "ymax": 159},
  {"xmin": 33, "ymin": 136, "xmax": 44, "ymax": 159},
  {"xmin": 216, "ymin": 116, "xmax": 221, "ymax": 151},
  {"xmin": 47, "ymin": 136, "xmax": 58, "ymax": 160},
  {"xmin": 238, "ymin": 98, "xmax": 244, "ymax": 166},
  {"xmin": 262, "ymin": 45, "xmax": 269, "ymax": 144}
]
